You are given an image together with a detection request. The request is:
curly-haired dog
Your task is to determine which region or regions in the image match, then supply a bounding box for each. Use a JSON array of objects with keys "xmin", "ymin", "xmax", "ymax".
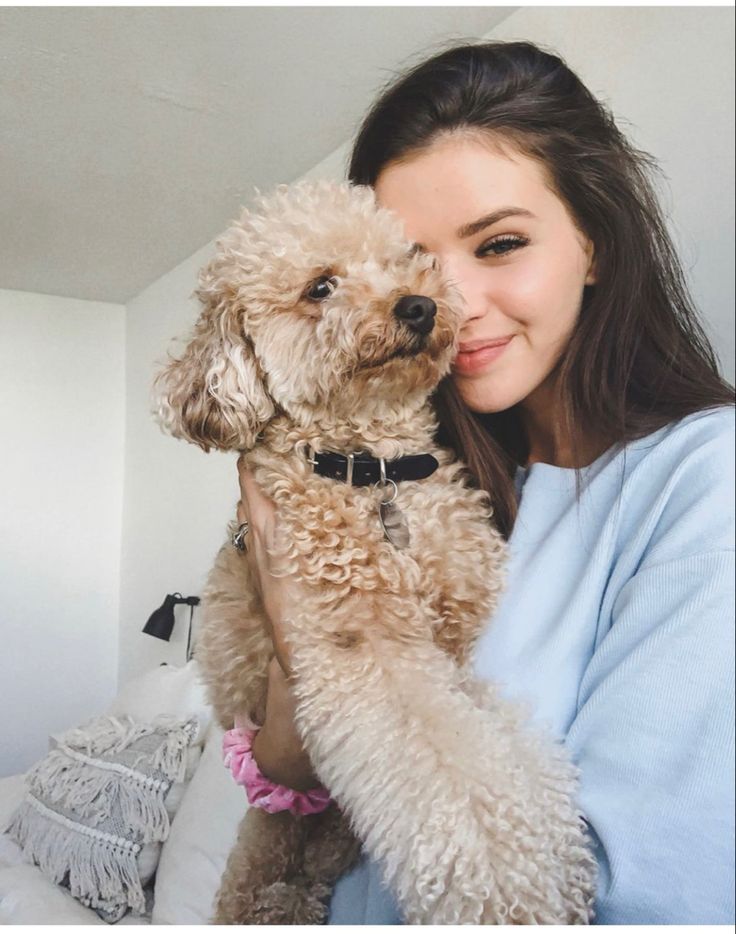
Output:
[{"xmin": 153, "ymin": 180, "xmax": 597, "ymax": 924}]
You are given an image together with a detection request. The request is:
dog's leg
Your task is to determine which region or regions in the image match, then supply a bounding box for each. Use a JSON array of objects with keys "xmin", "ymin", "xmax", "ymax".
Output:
[
  {"xmin": 289, "ymin": 613, "xmax": 596, "ymax": 925},
  {"xmin": 301, "ymin": 804, "xmax": 363, "ymax": 905},
  {"xmin": 212, "ymin": 808, "xmax": 332, "ymax": 924},
  {"xmin": 407, "ymin": 492, "xmax": 508, "ymax": 668}
]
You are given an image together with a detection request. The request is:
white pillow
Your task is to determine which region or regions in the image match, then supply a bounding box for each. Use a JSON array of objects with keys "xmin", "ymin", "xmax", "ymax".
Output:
[
  {"xmin": 0, "ymin": 776, "xmax": 25, "ymax": 845},
  {"xmin": 106, "ymin": 660, "xmax": 208, "ymax": 823},
  {"xmin": 0, "ymin": 863, "xmax": 108, "ymax": 924},
  {"xmin": 0, "ymin": 663, "xmax": 211, "ymax": 925},
  {"xmin": 152, "ymin": 725, "xmax": 246, "ymax": 924},
  {"xmin": 107, "ymin": 660, "xmax": 213, "ymax": 741},
  {"xmin": 6, "ymin": 715, "xmax": 199, "ymax": 922}
]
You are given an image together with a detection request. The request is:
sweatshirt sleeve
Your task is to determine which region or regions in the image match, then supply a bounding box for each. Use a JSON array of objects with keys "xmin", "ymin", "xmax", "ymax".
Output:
[{"xmin": 566, "ymin": 411, "xmax": 735, "ymax": 924}]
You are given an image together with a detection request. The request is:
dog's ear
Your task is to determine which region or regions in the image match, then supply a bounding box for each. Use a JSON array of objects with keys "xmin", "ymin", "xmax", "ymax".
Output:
[{"xmin": 152, "ymin": 267, "xmax": 275, "ymax": 453}]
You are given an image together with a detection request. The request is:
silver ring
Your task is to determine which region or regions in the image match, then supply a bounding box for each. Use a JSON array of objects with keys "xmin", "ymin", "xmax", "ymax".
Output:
[
  {"xmin": 231, "ymin": 521, "xmax": 250, "ymax": 551},
  {"xmin": 375, "ymin": 477, "xmax": 398, "ymax": 506}
]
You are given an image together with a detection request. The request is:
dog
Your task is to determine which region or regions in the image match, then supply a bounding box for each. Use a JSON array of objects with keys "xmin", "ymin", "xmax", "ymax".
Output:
[{"xmin": 153, "ymin": 180, "xmax": 596, "ymax": 924}]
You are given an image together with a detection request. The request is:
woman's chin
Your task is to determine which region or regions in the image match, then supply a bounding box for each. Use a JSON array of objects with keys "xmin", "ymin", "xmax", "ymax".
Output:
[{"xmin": 454, "ymin": 377, "xmax": 522, "ymax": 415}]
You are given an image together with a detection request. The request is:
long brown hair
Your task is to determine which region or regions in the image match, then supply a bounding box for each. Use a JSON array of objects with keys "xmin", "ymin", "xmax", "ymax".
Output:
[{"xmin": 348, "ymin": 40, "xmax": 734, "ymax": 538}]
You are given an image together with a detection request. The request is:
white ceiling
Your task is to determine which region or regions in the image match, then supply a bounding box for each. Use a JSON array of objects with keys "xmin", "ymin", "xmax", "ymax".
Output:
[{"xmin": 0, "ymin": 7, "xmax": 515, "ymax": 304}]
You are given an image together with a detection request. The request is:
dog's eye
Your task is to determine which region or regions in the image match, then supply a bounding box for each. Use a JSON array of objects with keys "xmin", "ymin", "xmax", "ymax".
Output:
[{"xmin": 305, "ymin": 275, "xmax": 337, "ymax": 302}]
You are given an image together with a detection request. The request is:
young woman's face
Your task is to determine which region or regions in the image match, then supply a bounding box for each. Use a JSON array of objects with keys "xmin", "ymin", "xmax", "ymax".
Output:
[{"xmin": 374, "ymin": 135, "xmax": 597, "ymax": 415}]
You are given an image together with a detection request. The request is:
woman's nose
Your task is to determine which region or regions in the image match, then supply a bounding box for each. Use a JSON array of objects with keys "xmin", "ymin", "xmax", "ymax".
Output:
[{"xmin": 440, "ymin": 257, "xmax": 487, "ymax": 325}]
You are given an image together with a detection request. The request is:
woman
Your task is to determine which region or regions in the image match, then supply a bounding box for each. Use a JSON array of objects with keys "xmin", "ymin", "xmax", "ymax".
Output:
[{"xmin": 237, "ymin": 41, "xmax": 735, "ymax": 923}]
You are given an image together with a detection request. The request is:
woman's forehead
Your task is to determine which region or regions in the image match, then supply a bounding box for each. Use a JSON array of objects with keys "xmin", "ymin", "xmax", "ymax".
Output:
[{"xmin": 375, "ymin": 137, "xmax": 556, "ymax": 242}]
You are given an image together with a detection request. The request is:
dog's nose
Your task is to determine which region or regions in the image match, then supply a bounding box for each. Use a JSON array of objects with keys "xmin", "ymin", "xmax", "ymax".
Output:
[{"xmin": 393, "ymin": 295, "xmax": 437, "ymax": 335}]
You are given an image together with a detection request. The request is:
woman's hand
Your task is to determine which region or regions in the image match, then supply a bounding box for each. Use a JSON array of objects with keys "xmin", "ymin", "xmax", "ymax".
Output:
[{"xmin": 236, "ymin": 456, "xmax": 319, "ymax": 790}]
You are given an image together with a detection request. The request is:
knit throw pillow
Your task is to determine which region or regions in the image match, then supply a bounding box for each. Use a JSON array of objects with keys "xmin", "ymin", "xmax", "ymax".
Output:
[{"xmin": 3, "ymin": 714, "xmax": 199, "ymax": 922}]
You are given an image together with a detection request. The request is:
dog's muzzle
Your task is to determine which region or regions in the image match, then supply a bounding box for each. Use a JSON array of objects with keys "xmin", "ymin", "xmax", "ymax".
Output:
[{"xmin": 393, "ymin": 295, "xmax": 437, "ymax": 336}]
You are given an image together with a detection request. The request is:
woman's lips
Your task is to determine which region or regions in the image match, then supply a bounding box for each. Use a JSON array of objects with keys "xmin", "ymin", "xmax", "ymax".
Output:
[{"xmin": 453, "ymin": 337, "xmax": 514, "ymax": 375}]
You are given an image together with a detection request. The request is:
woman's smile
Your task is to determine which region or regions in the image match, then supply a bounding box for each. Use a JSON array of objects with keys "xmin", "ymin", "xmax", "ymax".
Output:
[{"xmin": 453, "ymin": 335, "xmax": 516, "ymax": 376}]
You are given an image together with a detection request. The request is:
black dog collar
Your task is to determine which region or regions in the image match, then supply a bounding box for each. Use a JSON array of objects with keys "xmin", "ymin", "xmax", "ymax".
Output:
[{"xmin": 305, "ymin": 447, "xmax": 439, "ymax": 487}]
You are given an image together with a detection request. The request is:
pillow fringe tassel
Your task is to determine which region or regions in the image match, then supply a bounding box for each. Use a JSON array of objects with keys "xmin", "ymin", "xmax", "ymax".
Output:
[
  {"xmin": 25, "ymin": 748, "xmax": 172, "ymax": 840},
  {"xmin": 6, "ymin": 796, "xmax": 146, "ymax": 915}
]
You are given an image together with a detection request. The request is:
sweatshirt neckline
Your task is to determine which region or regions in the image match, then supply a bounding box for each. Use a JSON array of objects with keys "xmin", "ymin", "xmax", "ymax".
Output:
[
  {"xmin": 514, "ymin": 442, "xmax": 624, "ymax": 492},
  {"xmin": 513, "ymin": 408, "xmax": 730, "ymax": 493}
]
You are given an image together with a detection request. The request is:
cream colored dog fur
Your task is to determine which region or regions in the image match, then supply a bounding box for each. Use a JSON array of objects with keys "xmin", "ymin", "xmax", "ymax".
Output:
[{"xmin": 154, "ymin": 180, "xmax": 596, "ymax": 924}]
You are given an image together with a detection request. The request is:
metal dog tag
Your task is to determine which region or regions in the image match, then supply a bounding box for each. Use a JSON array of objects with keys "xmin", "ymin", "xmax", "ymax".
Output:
[
  {"xmin": 379, "ymin": 500, "xmax": 410, "ymax": 549},
  {"xmin": 376, "ymin": 461, "xmax": 410, "ymax": 549}
]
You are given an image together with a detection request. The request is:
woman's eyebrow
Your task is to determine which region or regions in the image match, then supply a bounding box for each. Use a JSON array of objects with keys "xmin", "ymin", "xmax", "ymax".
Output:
[{"xmin": 457, "ymin": 207, "xmax": 536, "ymax": 239}]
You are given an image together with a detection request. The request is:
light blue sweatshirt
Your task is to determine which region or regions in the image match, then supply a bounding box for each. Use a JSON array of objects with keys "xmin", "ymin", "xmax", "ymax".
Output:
[{"xmin": 328, "ymin": 405, "xmax": 735, "ymax": 925}]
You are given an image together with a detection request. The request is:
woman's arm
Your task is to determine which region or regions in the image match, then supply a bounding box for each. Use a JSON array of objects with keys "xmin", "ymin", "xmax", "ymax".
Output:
[
  {"xmin": 568, "ymin": 413, "xmax": 735, "ymax": 924},
  {"xmin": 569, "ymin": 550, "xmax": 735, "ymax": 923},
  {"xmin": 250, "ymin": 658, "xmax": 319, "ymax": 791},
  {"xmin": 234, "ymin": 461, "xmax": 319, "ymax": 790}
]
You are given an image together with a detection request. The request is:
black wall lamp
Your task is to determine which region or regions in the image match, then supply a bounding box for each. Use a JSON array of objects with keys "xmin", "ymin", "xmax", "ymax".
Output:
[{"xmin": 143, "ymin": 593, "xmax": 200, "ymax": 661}]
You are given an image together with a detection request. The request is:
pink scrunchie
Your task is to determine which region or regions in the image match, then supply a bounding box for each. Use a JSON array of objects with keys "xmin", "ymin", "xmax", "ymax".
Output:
[{"xmin": 222, "ymin": 727, "xmax": 332, "ymax": 816}]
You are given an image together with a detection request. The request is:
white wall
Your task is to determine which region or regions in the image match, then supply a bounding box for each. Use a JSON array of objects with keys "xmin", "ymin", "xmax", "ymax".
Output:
[
  {"xmin": 118, "ymin": 8, "xmax": 735, "ymax": 685},
  {"xmin": 118, "ymin": 243, "xmax": 235, "ymax": 684},
  {"xmin": 0, "ymin": 289, "xmax": 125, "ymax": 776}
]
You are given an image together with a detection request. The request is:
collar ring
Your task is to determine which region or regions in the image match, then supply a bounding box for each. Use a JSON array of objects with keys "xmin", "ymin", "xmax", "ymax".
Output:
[{"xmin": 377, "ymin": 477, "xmax": 398, "ymax": 506}]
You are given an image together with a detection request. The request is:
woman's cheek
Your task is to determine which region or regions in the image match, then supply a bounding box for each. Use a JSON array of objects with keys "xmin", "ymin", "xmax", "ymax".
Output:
[
  {"xmin": 497, "ymin": 259, "xmax": 545, "ymax": 320},
  {"xmin": 493, "ymin": 264, "xmax": 546, "ymax": 337},
  {"xmin": 515, "ymin": 254, "xmax": 580, "ymax": 339}
]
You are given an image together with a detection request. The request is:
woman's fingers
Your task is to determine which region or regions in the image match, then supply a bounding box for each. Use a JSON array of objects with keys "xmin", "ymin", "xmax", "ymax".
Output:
[{"xmin": 236, "ymin": 498, "xmax": 249, "ymax": 525}]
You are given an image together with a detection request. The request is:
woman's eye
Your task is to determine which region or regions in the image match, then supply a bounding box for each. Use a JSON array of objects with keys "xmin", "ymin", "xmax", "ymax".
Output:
[
  {"xmin": 476, "ymin": 235, "xmax": 529, "ymax": 258},
  {"xmin": 305, "ymin": 275, "xmax": 337, "ymax": 301}
]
